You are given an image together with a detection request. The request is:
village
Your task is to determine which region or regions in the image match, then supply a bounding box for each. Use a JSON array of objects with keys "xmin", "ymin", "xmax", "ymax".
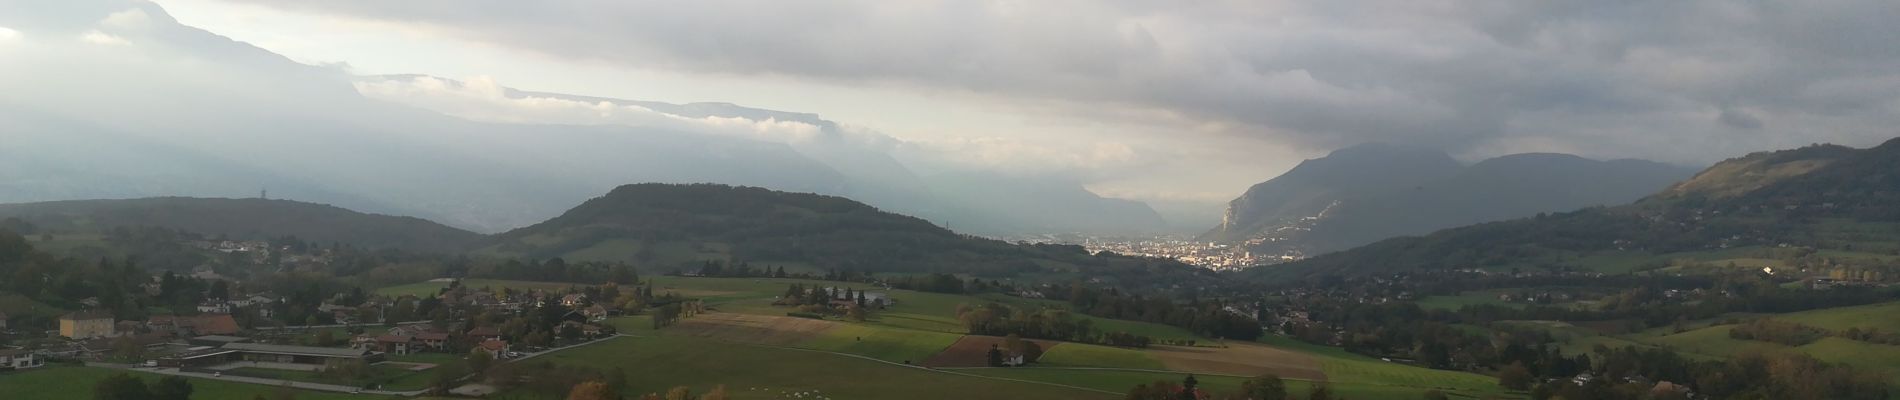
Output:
[{"xmin": 0, "ymin": 277, "xmax": 633, "ymax": 394}]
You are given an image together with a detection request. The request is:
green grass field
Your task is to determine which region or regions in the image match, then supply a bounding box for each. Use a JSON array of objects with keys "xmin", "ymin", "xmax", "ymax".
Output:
[
  {"xmin": 1416, "ymin": 290, "xmax": 1524, "ymax": 311},
  {"xmin": 1256, "ymin": 335, "xmax": 1509, "ymax": 397},
  {"xmin": 1640, "ymin": 322, "xmax": 1900, "ymax": 384},
  {"xmin": 506, "ymin": 335, "xmax": 1113, "ymax": 399},
  {"xmin": 1774, "ymin": 301, "xmax": 1900, "ymax": 332},
  {"xmin": 797, "ymin": 323, "xmax": 962, "ymax": 363},
  {"xmin": 0, "ymin": 366, "xmax": 390, "ymax": 400},
  {"xmin": 1037, "ymin": 342, "xmax": 1166, "ymax": 369},
  {"xmin": 378, "ymin": 277, "xmax": 1510, "ymax": 398},
  {"xmin": 964, "ymin": 368, "xmax": 1475, "ymax": 400}
]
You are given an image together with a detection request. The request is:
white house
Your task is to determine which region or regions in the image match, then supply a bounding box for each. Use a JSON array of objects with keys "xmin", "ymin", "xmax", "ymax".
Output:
[
  {"xmin": 196, "ymin": 302, "xmax": 232, "ymax": 314},
  {"xmin": 0, "ymin": 349, "xmax": 42, "ymax": 370}
]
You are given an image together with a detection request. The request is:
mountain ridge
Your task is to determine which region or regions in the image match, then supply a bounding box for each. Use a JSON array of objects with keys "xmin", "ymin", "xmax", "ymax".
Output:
[
  {"xmin": 1204, "ymin": 143, "xmax": 1696, "ymax": 259},
  {"xmin": 1246, "ymin": 137, "xmax": 1900, "ymax": 281}
]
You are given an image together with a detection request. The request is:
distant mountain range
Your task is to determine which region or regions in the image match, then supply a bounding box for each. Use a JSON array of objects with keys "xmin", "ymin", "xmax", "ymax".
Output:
[
  {"xmin": 0, "ymin": 184, "xmax": 1215, "ymax": 288},
  {"xmin": 1203, "ymin": 143, "xmax": 1698, "ymax": 258},
  {"xmin": 0, "ymin": 1, "xmax": 1164, "ymax": 237},
  {"xmin": 1247, "ymin": 138, "xmax": 1900, "ymax": 281}
]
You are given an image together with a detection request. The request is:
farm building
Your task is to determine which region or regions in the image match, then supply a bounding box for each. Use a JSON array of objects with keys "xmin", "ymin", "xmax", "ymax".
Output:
[{"xmin": 158, "ymin": 342, "xmax": 383, "ymax": 368}]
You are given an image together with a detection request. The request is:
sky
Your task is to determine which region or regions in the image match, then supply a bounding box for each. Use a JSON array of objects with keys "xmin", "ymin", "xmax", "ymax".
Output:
[{"xmin": 14, "ymin": 0, "xmax": 1900, "ymax": 225}]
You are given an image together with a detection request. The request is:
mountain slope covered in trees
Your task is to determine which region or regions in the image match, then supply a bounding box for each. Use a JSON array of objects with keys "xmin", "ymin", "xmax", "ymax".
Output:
[
  {"xmin": 1204, "ymin": 143, "xmax": 1696, "ymax": 258},
  {"xmin": 0, "ymin": 197, "xmax": 483, "ymax": 253},
  {"xmin": 1247, "ymin": 138, "xmax": 1900, "ymax": 282}
]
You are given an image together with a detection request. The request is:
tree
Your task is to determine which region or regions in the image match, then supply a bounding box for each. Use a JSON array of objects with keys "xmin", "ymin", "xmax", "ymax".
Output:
[
  {"xmin": 607, "ymin": 367, "xmax": 630, "ymax": 395},
  {"xmin": 987, "ymin": 344, "xmax": 1005, "ymax": 367},
  {"xmin": 1180, "ymin": 375, "xmax": 1199, "ymax": 400},
  {"xmin": 467, "ymin": 347, "xmax": 495, "ymax": 373},
  {"xmin": 1239, "ymin": 374, "xmax": 1288, "ymax": 400},
  {"xmin": 1305, "ymin": 381, "xmax": 1333, "ymax": 400},
  {"xmin": 208, "ymin": 280, "xmax": 230, "ymax": 300},
  {"xmin": 150, "ymin": 375, "xmax": 194, "ymax": 400},
  {"xmin": 567, "ymin": 381, "xmax": 617, "ymax": 400},
  {"xmin": 1498, "ymin": 361, "xmax": 1534, "ymax": 390},
  {"xmin": 92, "ymin": 373, "xmax": 151, "ymax": 400},
  {"xmin": 664, "ymin": 386, "xmax": 693, "ymax": 400},
  {"xmin": 702, "ymin": 385, "xmax": 730, "ymax": 400},
  {"xmin": 846, "ymin": 304, "xmax": 867, "ymax": 322}
]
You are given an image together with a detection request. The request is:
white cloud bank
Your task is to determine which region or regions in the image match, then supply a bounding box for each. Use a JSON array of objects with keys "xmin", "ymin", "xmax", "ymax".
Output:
[{"xmin": 212, "ymin": 0, "xmax": 1900, "ymax": 166}]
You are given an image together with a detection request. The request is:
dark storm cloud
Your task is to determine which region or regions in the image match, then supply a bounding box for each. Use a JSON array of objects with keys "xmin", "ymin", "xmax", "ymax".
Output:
[{"xmin": 217, "ymin": 0, "xmax": 1900, "ymax": 162}]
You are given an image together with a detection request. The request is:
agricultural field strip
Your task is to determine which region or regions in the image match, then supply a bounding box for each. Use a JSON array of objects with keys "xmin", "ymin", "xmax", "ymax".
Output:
[
  {"xmin": 723, "ymin": 341, "xmax": 1122, "ymax": 395},
  {"xmin": 933, "ymin": 366, "xmax": 1267, "ymax": 379}
]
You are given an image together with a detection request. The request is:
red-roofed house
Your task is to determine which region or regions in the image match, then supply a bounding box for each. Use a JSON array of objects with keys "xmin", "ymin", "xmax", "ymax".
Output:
[
  {"xmin": 414, "ymin": 332, "xmax": 451, "ymax": 351},
  {"xmin": 467, "ymin": 326, "xmax": 502, "ymax": 342},
  {"xmin": 474, "ymin": 339, "xmax": 510, "ymax": 359},
  {"xmin": 357, "ymin": 335, "xmax": 419, "ymax": 355}
]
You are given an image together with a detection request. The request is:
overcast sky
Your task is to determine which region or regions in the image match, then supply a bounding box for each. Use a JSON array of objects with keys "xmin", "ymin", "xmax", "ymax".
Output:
[{"xmin": 28, "ymin": 0, "xmax": 1900, "ymax": 208}]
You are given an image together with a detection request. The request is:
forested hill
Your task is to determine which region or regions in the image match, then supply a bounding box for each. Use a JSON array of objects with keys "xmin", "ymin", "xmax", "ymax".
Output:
[
  {"xmin": 1246, "ymin": 138, "xmax": 1900, "ymax": 282},
  {"xmin": 481, "ymin": 183, "xmax": 1214, "ymax": 284},
  {"xmin": 1202, "ymin": 143, "xmax": 1694, "ymax": 258},
  {"xmin": 0, "ymin": 197, "xmax": 482, "ymax": 253}
]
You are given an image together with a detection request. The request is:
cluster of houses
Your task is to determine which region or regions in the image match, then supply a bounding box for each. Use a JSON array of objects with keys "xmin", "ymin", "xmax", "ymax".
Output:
[{"xmin": 348, "ymin": 324, "xmax": 514, "ymax": 358}]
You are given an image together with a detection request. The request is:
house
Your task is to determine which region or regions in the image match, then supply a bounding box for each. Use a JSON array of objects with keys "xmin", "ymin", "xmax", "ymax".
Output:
[
  {"xmin": 367, "ymin": 335, "xmax": 419, "ymax": 355},
  {"xmin": 195, "ymin": 302, "xmax": 232, "ymax": 314},
  {"xmin": 582, "ymin": 305, "xmax": 610, "ymax": 321},
  {"xmin": 560, "ymin": 294, "xmax": 587, "ymax": 307},
  {"xmin": 148, "ymin": 314, "xmax": 240, "ymax": 336},
  {"xmin": 467, "ymin": 326, "xmax": 502, "ymax": 342},
  {"xmin": 474, "ymin": 339, "xmax": 510, "ymax": 359},
  {"xmin": 0, "ymin": 349, "xmax": 42, "ymax": 370},
  {"xmin": 231, "ymin": 295, "xmax": 276, "ymax": 308},
  {"xmin": 59, "ymin": 311, "xmax": 116, "ymax": 339},
  {"xmin": 415, "ymin": 332, "xmax": 451, "ymax": 351}
]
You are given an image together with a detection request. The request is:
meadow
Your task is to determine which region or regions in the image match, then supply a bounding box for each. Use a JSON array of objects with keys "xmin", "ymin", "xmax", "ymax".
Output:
[
  {"xmin": 0, "ymin": 365, "xmax": 390, "ymax": 400},
  {"xmin": 504, "ymin": 335, "xmax": 1114, "ymax": 399},
  {"xmin": 377, "ymin": 276, "xmax": 1515, "ymax": 399}
]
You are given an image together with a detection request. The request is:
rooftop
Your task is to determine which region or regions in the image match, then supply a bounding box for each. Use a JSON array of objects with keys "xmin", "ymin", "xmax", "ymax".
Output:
[
  {"xmin": 221, "ymin": 343, "xmax": 374, "ymax": 358},
  {"xmin": 60, "ymin": 310, "xmax": 114, "ymax": 321},
  {"xmin": 192, "ymin": 335, "xmax": 251, "ymax": 343}
]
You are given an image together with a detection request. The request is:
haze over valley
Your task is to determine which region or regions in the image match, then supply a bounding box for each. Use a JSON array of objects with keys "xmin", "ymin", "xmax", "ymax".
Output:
[{"xmin": 3, "ymin": 1, "xmax": 1899, "ymax": 399}]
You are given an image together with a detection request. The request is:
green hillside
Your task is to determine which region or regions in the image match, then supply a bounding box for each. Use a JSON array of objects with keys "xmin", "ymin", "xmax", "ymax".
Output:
[
  {"xmin": 479, "ymin": 183, "xmax": 1216, "ymax": 285},
  {"xmin": 1251, "ymin": 138, "xmax": 1900, "ymax": 281},
  {"xmin": 0, "ymin": 197, "xmax": 481, "ymax": 253}
]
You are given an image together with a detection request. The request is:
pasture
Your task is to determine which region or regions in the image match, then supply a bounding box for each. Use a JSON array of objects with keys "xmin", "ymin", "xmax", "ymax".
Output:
[
  {"xmin": 1416, "ymin": 290, "xmax": 1524, "ymax": 311},
  {"xmin": 1038, "ymin": 341, "xmax": 1166, "ymax": 370},
  {"xmin": 0, "ymin": 365, "xmax": 390, "ymax": 400},
  {"xmin": 380, "ymin": 277, "xmax": 1510, "ymax": 398},
  {"xmin": 1146, "ymin": 342, "xmax": 1325, "ymax": 381},
  {"xmin": 506, "ymin": 335, "xmax": 1113, "ymax": 399},
  {"xmin": 1256, "ymin": 335, "xmax": 1508, "ymax": 397}
]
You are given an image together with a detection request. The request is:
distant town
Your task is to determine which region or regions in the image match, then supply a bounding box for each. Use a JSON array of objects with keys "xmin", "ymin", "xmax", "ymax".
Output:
[{"xmin": 997, "ymin": 234, "xmax": 1304, "ymax": 271}]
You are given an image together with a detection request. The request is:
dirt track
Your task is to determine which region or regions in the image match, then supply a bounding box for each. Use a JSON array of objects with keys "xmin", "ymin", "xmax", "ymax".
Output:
[{"xmin": 1146, "ymin": 342, "xmax": 1326, "ymax": 380}]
